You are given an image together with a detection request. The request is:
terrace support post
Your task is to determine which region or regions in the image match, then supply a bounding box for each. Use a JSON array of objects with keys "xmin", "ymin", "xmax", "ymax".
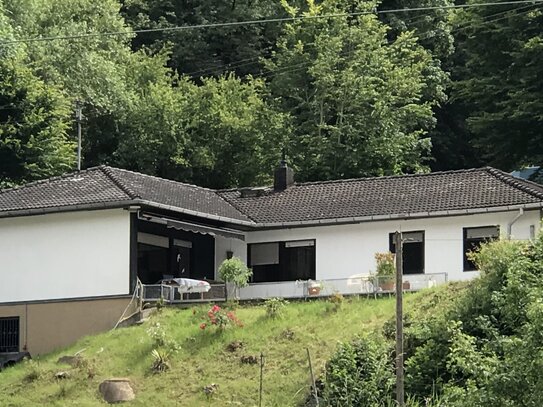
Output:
[{"xmin": 395, "ymin": 231, "xmax": 404, "ymax": 406}]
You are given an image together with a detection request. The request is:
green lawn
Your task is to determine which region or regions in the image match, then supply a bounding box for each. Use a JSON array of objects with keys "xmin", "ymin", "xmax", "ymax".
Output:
[{"xmin": 0, "ymin": 294, "xmax": 416, "ymax": 406}]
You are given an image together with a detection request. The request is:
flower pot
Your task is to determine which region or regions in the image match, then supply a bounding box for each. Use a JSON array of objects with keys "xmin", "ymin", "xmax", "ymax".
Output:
[
  {"xmin": 379, "ymin": 281, "xmax": 395, "ymax": 291},
  {"xmin": 308, "ymin": 286, "xmax": 321, "ymax": 296},
  {"xmin": 402, "ymin": 281, "xmax": 411, "ymax": 290}
]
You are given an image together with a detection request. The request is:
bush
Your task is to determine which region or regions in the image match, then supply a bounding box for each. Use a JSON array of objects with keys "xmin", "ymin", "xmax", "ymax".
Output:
[
  {"xmin": 200, "ymin": 304, "xmax": 243, "ymax": 332},
  {"xmin": 375, "ymin": 252, "xmax": 395, "ymax": 283},
  {"xmin": 321, "ymin": 336, "xmax": 395, "ymax": 406},
  {"xmin": 218, "ymin": 257, "xmax": 252, "ymax": 288},
  {"xmin": 264, "ymin": 297, "xmax": 289, "ymax": 319},
  {"xmin": 328, "ymin": 292, "xmax": 344, "ymax": 312}
]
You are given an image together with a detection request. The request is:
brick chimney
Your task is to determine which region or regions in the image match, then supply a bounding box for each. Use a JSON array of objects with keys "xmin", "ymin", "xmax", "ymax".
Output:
[{"xmin": 274, "ymin": 160, "xmax": 294, "ymax": 191}]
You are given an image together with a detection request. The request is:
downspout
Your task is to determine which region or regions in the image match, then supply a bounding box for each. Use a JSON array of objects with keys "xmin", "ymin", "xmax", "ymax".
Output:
[{"xmin": 507, "ymin": 208, "xmax": 524, "ymax": 240}]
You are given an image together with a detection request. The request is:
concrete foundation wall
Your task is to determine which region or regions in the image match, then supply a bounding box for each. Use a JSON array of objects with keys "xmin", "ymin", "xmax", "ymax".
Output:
[{"xmin": 0, "ymin": 297, "xmax": 132, "ymax": 356}]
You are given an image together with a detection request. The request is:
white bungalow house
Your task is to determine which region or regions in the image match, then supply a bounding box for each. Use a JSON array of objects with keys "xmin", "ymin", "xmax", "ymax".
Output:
[{"xmin": 0, "ymin": 163, "xmax": 542, "ymax": 355}]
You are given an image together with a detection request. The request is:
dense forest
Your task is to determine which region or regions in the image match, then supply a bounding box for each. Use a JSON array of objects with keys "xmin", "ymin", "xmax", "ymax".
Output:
[{"xmin": 0, "ymin": 0, "xmax": 541, "ymax": 189}]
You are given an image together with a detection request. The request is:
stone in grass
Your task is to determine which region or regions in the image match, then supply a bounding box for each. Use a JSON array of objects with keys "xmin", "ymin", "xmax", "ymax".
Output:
[
  {"xmin": 99, "ymin": 378, "xmax": 135, "ymax": 403},
  {"xmin": 240, "ymin": 355, "xmax": 258, "ymax": 365},
  {"xmin": 226, "ymin": 340, "xmax": 244, "ymax": 352}
]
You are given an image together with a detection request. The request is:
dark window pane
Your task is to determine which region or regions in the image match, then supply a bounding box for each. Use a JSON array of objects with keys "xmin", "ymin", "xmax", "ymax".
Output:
[
  {"xmin": 0, "ymin": 317, "xmax": 19, "ymax": 353},
  {"xmin": 389, "ymin": 232, "xmax": 425, "ymax": 274},
  {"xmin": 248, "ymin": 241, "xmax": 316, "ymax": 282}
]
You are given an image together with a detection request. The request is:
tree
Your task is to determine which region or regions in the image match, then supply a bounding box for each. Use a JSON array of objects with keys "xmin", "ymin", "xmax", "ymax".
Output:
[
  {"xmin": 0, "ymin": 8, "xmax": 74, "ymax": 187},
  {"xmin": 120, "ymin": 0, "xmax": 292, "ymax": 78},
  {"xmin": 451, "ymin": 2, "xmax": 543, "ymax": 170},
  {"xmin": 266, "ymin": 0, "xmax": 446, "ymax": 181}
]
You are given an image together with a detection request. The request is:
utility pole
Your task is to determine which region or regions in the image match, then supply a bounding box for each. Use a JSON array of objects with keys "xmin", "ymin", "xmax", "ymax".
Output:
[
  {"xmin": 395, "ymin": 231, "xmax": 404, "ymax": 406},
  {"xmin": 75, "ymin": 101, "xmax": 83, "ymax": 171}
]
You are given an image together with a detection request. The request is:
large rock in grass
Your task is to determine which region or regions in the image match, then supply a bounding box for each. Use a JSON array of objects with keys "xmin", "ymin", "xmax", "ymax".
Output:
[{"xmin": 99, "ymin": 378, "xmax": 135, "ymax": 403}]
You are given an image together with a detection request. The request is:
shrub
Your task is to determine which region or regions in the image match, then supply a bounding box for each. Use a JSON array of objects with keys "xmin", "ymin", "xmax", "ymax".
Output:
[
  {"xmin": 328, "ymin": 292, "xmax": 344, "ymax": 312},
  {"xmin": 264, "ymin": 297, "xmax": 289, "ymax": 319},
  {"xmin": 200, "ymin": 304, "xmax": 243, "ymax": 332},
  {"xmin": 151, "ymin": 348, "xmax": 171, "ymax": 373},
  {"xmin": 375, "ymin": 252, "xmax": 395, "ymax": 283},
  {"xmin": 147, "ymin": 322, "xmax": 180, "ymax": 352},
  {"xmin": 218, "ymin": 257, "xmax": 252, "ymax": 299},
  {"xmin": 321, "ymin": 336, "xmax": 395, "ymax": 406}
]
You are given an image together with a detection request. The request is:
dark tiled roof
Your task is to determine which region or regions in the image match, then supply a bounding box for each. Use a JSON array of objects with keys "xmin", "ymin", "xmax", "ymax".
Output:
[
  {"xmin": 0, "ymin": 166, "xmax": 251, "ymax": 223},
  {"xmin": 103, "ymin": 167, "xmax": 251, "ymax": 222},
  {"xmin": 1, "ymin": 166, "xmax": 542, "ymax": 226},
  {"xmin": 0, "ymin": 168, "xmax": 130, "ymax": 213},
  {"xmin": 218, "ymin": 167, "xmax": 543, "ymax": 224}
]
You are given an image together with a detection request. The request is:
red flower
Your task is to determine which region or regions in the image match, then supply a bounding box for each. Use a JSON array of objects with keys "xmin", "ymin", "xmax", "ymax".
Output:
[
  {"xmin": 200, "ymin": 323, "xmax": 207, "ymax": 330},
  {"xmin": 211, "ymin": 305, "xmax": 221, "ymax": 312}
]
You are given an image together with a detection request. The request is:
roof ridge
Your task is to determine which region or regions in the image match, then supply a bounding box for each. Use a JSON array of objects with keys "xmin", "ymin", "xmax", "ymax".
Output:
[
  {"xmin": 289, "ymin": 167, "xmax": 484, "ymax": 187},
  {"xmin": 99, "ymin": 166, "xmax": 140, "ymax": 199},
  {"xmin": 485, "ymin": 167, "xmax": 543, "ymax": 200},
  {"xmin": 105, "ymin": 166, "xmax": 219, "ymax": 193},
  {"xmin": 0, "ymin": 166, "xmax": 103, "ymax": 195}
]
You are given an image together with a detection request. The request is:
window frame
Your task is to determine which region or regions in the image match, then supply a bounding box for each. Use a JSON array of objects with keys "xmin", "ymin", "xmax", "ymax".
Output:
[
  {"xmin": 0, "ymin": 316, "xmax": 20, "ymax": 353},
  {"xmin": 463, "ymin": 225, "xmax": 500, "ymax": 272},
  {"xmin": 248, "ymin": 239, "xmax": 316, "ymax": 283},
  {"xmin": 389, "ymin": 230, "xmax": 425, "ymax": 275}
]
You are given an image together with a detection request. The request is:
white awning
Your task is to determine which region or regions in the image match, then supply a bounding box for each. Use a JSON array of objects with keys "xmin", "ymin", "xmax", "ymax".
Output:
[{"xmin": 166, "ymin": 219, "xmax": 245, "ymax": 241}]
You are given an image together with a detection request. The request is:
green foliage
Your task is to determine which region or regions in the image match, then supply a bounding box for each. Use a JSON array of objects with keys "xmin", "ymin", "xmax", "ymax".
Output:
[
  {"xmin": 218, "ymin": 257, "xmax": 252, "ymax": 289},
  {"xmin": 451, "ymin": 3, "xmax": 543, "ymax": 170},
  {"xmin": 264, "ymin": 297, "xmax": 289, "ymax": 319},
  {"xmin": 375, "ymin": 251, "xmax": 395, "ymax": 283},
  {"xmin": 121, "ymin": 0, "xmax": 290, "ymax": 78},
  {"xmin": 404, "ymin": 236, "xmax": 543, "ymax": 405},
  {"xmin": 200, "ymin": 304, "xmax": 243, "ymax": 332},
  {"xmin": 322, "ymin": 336, "xmax": 395, "ymax": 406},
  {"xmin": 327, "ymin": 291, "xmax": 344, "ymax": 313},
  {"xmin": 151, "ymin": 348, "xmax": 171, "ymax": 373},
  {"xmin": 267, "ymin": 0, "xmax": 446, "ymax": 181}
]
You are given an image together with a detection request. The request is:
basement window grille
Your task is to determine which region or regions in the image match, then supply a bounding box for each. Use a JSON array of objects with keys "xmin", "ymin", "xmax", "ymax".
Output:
[{"xmin": 0, "ymin": 317, "xmax": 20, "ymax": 353}]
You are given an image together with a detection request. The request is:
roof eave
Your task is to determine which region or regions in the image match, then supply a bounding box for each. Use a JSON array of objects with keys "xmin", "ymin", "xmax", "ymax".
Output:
[
  {"xmin": 251, "ymin": 202, "xmax": 543, "ymax": 230},
  {"xmin": 137, "ymin": 200, "xmax": 256, "ymax": 227},
  {"xmin": 0, "ymin": 200, "xmax": 137, "ymax": 219}
]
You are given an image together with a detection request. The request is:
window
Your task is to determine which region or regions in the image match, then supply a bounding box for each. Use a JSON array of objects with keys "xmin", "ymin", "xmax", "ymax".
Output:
[
  {"xmin": 248, "ymin": 240, "xmax": 316, "ymax": 282},
  {"xmin": 137, "ymin": 232, "xmax": 169, "ymax": 284},
  {"xmin": 0, "ymin": 317, "xmax": 19, "ymax": 353},
  {"xmin": 463, "ymin": 226, "xmax": 499, "ymax": 271},
  {"xmin": 389, "ymin": 231, "xmax": 425, "ymax": 274}
]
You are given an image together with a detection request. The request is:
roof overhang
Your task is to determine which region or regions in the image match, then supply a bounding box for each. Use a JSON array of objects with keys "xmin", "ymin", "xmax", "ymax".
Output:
[
  {"xmin": 166, "ymin": 219, "xmax": 245, "ymax": 241},
  {"xmin": 250, "ymin": 202, "xmax": 543, "ymax": 230}
]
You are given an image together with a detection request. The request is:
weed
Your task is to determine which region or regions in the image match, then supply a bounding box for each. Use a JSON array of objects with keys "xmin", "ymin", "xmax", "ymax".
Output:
[
  {"xmin": 264, "ymin": 297, "xmax": 289, "ymax": 319},
  {"xmin": 151, "ymin": 348, "xmax": 171, "ymax": 373}
]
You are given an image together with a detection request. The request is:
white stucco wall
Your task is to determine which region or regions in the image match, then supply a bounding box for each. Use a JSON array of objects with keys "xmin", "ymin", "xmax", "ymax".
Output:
[
  {"xmin": 0, "ymin": 209, "xmax": 131, "ymax": 303},
  {"xmin": 245, "ymin": 209, "xmax": 541, "ymax": 282},
  {"xmin": 214, "ymin": 234, "xmax": 247, "ymax": 279}
]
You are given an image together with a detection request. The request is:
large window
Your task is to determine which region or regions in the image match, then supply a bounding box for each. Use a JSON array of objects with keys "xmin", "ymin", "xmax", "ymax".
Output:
[
  {"xmin": 0, "ymin": 317, "xmax": 19, "ymax": 353},
  {"xmin": 389, "ymin": 231, "xmax": 425, "ymax": 274},
  {"xmin": 249, "ymin": 240, "xmax": 316, "ymax": 282},
  {"xmin": 137, "ymin": 233, "xmax": 169, "ymax": 284},
  {"xmin": 463, "ymin": 226, "xmax": 499, "ymax": 271}
]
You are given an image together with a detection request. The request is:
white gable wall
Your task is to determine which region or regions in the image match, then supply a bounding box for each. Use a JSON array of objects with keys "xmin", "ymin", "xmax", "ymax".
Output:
[
  {"xmin": 245, "ymin": 209, "xmax": 541, "ymax": 282},
  {"xmin": 0, "ymin": 209, "xmax": 130, "ymax": 303}
]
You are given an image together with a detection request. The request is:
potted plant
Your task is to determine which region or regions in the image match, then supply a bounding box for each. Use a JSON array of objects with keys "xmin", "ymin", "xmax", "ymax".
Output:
[
  {"xmin": 374, "ymin": 252, "xmax": 395, "ymax": 291},
  {"xmin": 218, "ymin": 257, "xmax": 252, "ymax": 300},
  {"xmin": 307, "ymin": 280, "xmax": 323, "ymax": 296}
]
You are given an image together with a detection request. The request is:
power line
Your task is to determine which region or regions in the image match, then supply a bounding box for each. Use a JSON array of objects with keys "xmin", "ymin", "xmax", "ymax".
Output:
[
  {"xmin": 1, "ymin": 0, "xmax": 542, "ymax": 45},
  {"xmin": 189, "ymin": 2, "xmax": 536, "ymax": 80}
]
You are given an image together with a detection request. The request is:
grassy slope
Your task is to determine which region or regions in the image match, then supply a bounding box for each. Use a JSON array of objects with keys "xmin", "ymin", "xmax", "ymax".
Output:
[{"xmin": 0, "ymin": 290, "xmax": 455, "ymax": 407}]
